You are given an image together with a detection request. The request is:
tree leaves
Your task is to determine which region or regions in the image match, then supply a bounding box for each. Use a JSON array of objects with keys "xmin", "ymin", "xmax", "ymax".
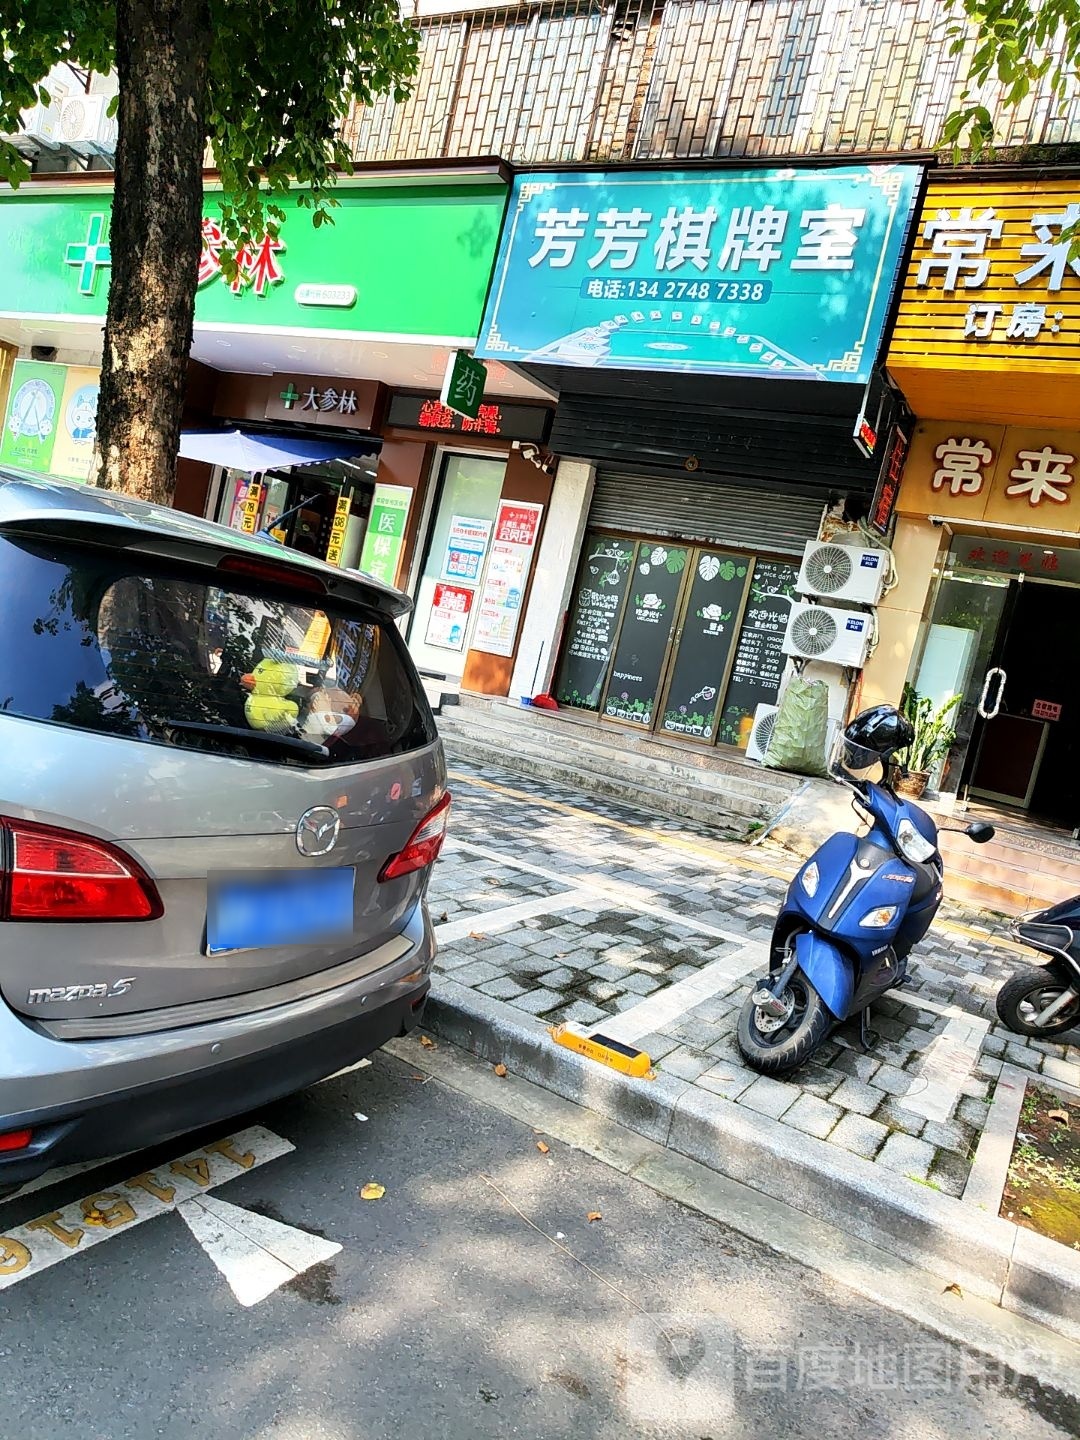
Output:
[
  {"xmin": 359, "ymin": 1182, "xmax": 385, "ymax": 1201},
  {"xmin": 943, "ymin": 0, "xmax": 1080, "ymax": 181}
]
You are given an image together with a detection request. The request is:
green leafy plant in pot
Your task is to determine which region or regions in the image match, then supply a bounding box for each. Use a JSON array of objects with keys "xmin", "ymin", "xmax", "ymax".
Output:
[{"xmin": 891, "ymin": 684, "xmax": 962, "ymax": 800}]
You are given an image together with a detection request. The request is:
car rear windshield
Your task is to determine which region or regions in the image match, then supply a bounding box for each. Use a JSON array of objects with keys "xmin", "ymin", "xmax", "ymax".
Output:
[{"xmin": 0, "ymin": 534, "xmax": 437, "ymax": 767}]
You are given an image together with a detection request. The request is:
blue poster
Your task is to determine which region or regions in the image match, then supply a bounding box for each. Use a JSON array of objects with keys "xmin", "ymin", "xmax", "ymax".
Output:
[{"xmin": 477, "ymin": 165, "xmax": 922, "ymax": 384}]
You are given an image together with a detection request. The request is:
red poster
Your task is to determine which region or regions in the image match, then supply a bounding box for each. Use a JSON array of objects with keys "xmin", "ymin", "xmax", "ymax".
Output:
[
  {"xmin": 494, "ymin": 503, "xmax": 542, "ymax": 547},
  {"xmin": 425, "ymin": 582, "xmax": 474, "ymax": 651}
]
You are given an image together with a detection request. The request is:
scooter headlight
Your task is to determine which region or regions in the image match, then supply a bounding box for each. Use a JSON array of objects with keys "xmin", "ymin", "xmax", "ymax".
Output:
[
  {"xmin": 801, "ymin": 861, "xmax": 820, "ymax": 898},
  {"xmin": 896, "ymin": 818, "xmax": 936, "ymax": 865},
  {"xmin": 861, "ymin": 905, "xmax": 898, "ymax": 929}
]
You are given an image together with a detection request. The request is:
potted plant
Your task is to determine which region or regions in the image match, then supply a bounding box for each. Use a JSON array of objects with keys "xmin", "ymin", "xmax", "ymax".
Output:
[{"xmin": 891, "ymin": 684, "xmax": 962, "ymax": 800}]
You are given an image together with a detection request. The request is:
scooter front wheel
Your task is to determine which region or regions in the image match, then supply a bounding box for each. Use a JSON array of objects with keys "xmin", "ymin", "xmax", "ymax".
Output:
[
  {"xmin": 737, "ymin": 971, "xmax": 833, "ymax": 1075},
  {"xmin": 995, "ymin": 966, "xmax": 1080, "ymax": 1037}
]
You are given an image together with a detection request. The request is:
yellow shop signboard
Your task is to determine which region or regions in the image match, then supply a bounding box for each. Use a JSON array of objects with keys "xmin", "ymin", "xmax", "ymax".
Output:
[{"xmin": 888, "ymin": 178, "xmax": 1080, "ymax": 428}]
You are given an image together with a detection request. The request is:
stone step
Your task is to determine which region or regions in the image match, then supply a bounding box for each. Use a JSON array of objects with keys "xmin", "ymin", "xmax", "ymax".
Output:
[
  {"xmin": 439, "ymin": 701, "xmax": 798, "ymax": 811},
  {"xmin": 937, "ymin": 825, "xmax": 1080, "ymax": 918},
  {"xmin": 944, "ymin": 870, "xmax": 1035, "ymax": 918},
  {"xmin": 439, "ymin": 723, "xmax": 789, "ymax": 813},
  {"xmin": 441, "ymin": 731, "xmax": 765, "ymax": 830},
  {"xmin": 438, "ymin": 712, "xmax": 788, "ymax": 818},
  {"xmin": 455, "ymin": 692, "xmax": 798, "ymax": 785}
]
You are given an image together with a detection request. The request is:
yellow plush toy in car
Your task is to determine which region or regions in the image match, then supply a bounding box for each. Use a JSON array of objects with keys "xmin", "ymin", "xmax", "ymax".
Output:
[{"xmin": 240, "ymin": 658, "xmax": 301, "ymax": 733}]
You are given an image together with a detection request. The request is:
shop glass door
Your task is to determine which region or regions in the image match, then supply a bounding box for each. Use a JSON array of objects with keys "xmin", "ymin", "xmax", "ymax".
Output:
[
  {"xmin": 408, "ymin": 453, "xmax": 505, "ymax": 679},
  {"xmin": 910, "ymin": 571, "xmax": 1011, "ymax": 799}
]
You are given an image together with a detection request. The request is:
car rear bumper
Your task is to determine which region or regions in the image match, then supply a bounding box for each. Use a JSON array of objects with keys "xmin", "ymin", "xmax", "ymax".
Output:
[{"xmin": 0, "ymin": 901, "xmax": 434, "ymax": 1188}]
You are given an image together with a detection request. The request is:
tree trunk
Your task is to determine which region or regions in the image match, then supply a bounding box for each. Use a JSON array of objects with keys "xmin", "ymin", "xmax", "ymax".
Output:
[{"xmin": 93, "ymin": 0, "xmax": 211, "ymax": 505}]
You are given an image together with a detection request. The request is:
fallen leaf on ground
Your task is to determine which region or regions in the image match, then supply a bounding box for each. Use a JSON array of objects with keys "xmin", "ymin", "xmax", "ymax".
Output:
[
  {"xmin": 587, "ymin": 1211, "xmax": 602, "ymax": 1223},
  {"xmin": 469, "ymin": 931, "xmax": 488, "ymax": 941},
  {"xmin": 536, "ymin": 1141, "xmax": 550, "ymax": 1154},
  {"xmin": 359, "ymin": 1183, "xmax": 385, "ymax": 1201},
  {"xmin": 439, "ymin": 912, "xmax": 449, "ymax": 923},
  {"xmin": 494, "ymin": 1063, "xmax": 508, "ymax": 1078},
  {"xmin": 485, "ymin": 877, "xmax": 502, "ymax": 887},
  {"xmin": 419, "ymin": 1035, "xmax": 436, "ymax": 1049},
  {"xmin": 943, "ymin": 1282, "xmax": 963, "ymax": 1298},
  {"xmin": 1048, "ymin": 1108, "xmax": 1070, "ymax": 1126}
]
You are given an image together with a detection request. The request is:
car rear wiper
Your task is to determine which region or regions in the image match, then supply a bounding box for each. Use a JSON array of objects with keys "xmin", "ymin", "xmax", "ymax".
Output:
[{"xmin": 163, "ymin": 719, "xmax": 329, "ymax": 760}]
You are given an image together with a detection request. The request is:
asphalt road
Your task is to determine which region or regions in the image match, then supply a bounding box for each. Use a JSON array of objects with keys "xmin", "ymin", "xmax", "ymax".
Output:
[{"xmin": 0, "ymin": 1047, "xmax": 1073, "ymax": 1440}]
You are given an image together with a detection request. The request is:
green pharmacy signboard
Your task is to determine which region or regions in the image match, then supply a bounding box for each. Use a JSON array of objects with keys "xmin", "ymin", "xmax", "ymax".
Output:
[
  {"xmin": 477, "ymin": 165, "xmax": 922, "ymax": 384},
  {"xmin": 0, "ymin": 181, "xmax": 506, "ymax": 342}
]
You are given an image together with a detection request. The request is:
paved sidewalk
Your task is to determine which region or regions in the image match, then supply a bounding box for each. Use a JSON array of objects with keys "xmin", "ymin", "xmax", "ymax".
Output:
[{"xmin": 430, "ymin": 761, "xmax": 1080, "ymax": 1206}]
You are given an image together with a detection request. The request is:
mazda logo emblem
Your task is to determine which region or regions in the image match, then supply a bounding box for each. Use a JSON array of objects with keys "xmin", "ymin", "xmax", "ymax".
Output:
[{"xmin": 295, "ymin": 806, "xmax": 341, "ymax": 857}]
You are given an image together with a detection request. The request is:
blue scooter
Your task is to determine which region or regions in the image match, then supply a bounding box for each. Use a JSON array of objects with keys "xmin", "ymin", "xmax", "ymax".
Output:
[{"xmin": 737, "ymin": 705, "xmax": 994, "ymax": 1075}]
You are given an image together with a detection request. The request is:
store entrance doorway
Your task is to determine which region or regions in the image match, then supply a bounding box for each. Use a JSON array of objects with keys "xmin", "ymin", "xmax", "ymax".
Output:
[
  {"xmin": 915, "ymin": 546, "xmax": 1080, "ymax": 829},
  {"xmin": 964, "ymin": 579, "xmax": 1080, "ymax": 826}
]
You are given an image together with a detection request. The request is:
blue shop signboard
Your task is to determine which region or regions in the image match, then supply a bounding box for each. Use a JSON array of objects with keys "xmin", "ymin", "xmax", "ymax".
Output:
[{"xmin": 477, "ymin": 165, "xmax": 922, "ymax": 384}]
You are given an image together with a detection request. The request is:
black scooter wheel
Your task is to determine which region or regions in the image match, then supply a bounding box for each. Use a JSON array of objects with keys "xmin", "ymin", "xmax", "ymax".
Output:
[
  {"xmin": 995, "ymin": 966, "xmax": 1080, "ymax": 1037},
  {"xmin": 737, "ymin": 972, "xmax": 833, "ymax": 1076}
]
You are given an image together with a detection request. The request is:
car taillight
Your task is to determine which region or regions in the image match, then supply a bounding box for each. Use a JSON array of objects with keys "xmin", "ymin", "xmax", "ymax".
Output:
[
  {"xmin": 378, "ymin": 793, "xmax": 451, "ymax": 883},
  {"xmin": 0, "ymin": 818, "xmax": 163, "ymax": 922}
]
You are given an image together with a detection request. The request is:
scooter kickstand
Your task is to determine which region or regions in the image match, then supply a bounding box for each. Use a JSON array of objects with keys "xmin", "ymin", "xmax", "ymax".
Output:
[{"xmin": 858, "ymin": 1007, "xmax": 879, "ymax": 1052}]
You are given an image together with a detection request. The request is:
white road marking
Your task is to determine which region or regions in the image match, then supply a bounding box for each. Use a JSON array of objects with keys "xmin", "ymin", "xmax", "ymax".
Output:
[
  {"xmin": 897, "ymin": 1011, "xmax": 990, "ymax": 1123},
  {"xmin": 1, "ymin": 1152, "xmax": 134, "ymax": 1208},
  {"xmin": 447, "ymin": 839, "xmax": 746, "ymax": 944},
  {"xmin": 436, "ymin": 888, "xmax": 606, "ymax": 945},
  {"xmin": 179, "ymin": 1193, "xmax": 341, "ymax": 1307},
  {"xmin": 594, "ymin": 943, "xmax": 768, "ymax": 1046},
  {"xmin": 0, "ymin": 1126, "xmax": 292, "ymax": 1292},
  {"xmin": 316, "ymin": 1056, "xmax": 373, "ymax": 1084},
  {"xmin": 963, "ymin": 1064, "xmax": 1030, "ymax": 1212}
]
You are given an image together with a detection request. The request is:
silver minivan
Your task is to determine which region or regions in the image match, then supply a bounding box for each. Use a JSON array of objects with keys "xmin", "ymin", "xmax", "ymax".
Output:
[{"xmin": 0, "ymin": 470, "xmax": 448, "ymax": 1190}]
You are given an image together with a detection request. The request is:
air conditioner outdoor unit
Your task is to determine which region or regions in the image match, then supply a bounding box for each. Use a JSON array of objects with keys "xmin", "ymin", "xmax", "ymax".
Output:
[
  {"xmin": 58, "ymin": 95, "xmax": 118, "ymax": 156},
  {"xmin": 796, "ymin": 541, "xmax": 888, "ymax": 605},
  {"xmin": 782, "ymin": 602, "xmax": 872, "ymax": 668},
  {"xmin": 746, "ymin": 704, "xmax": 779, "ymax": 763},
  {"xmin": 3, "ymin": 91, "xmax": 67, "ymax": 154}
]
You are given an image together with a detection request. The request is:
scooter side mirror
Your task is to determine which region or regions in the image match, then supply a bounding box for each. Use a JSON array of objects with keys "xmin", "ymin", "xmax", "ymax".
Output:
[{"xmin": 966, "ymin": 821, "xmax": 995, "ymax": 844}]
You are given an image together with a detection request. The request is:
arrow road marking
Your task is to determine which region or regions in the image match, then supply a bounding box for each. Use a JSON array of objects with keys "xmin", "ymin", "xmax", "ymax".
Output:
[{"xmin": 179, "ymin": 1193, "xmax": 341, "ymax": 1307}]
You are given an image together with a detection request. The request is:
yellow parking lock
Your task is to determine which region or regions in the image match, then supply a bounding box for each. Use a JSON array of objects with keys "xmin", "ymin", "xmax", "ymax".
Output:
[{"xmin": 549, "ymin": 1025, "xmax": 654, "ymax": 1078}]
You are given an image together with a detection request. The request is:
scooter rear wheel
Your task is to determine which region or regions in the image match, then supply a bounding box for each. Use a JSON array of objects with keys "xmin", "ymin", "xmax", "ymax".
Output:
[
  {"xmin": 995, "ymin": 966, "xmax": 1080, "ymax": 1037},
  {"xmin": 737, "ymin": 972, "xmax": 833, "ymax": 1075}
]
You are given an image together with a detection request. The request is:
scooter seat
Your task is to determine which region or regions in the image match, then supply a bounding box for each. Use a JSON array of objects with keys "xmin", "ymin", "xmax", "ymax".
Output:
[{"xmin": 1014, "ymin": 920, "xmax": 1076, "ymax": 956}]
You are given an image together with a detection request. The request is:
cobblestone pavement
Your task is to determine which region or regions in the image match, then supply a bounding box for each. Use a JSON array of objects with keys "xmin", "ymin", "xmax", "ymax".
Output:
[{"xmin": 429, "ymin": 760, "xmax": 1080, "ymax": 1203}]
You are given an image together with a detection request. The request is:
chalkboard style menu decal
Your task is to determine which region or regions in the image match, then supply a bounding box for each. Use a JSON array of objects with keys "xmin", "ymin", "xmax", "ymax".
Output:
[
  {"xmin": 603, "ymin": 544, "xmax": 687, "ymax": 726},
  {"xmin": 555, "ymin": 535, "xmax": 637, "ymax": 710},
  {"xmin": 659, "ymin": 550, "xmax": 751, "ymax": 741},
  {"xmin": 718, "ymin": 558, "xmax": 799, "ymax": 746}
]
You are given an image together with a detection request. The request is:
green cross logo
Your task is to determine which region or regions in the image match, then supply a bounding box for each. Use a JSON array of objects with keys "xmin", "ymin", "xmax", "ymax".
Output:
[
  {"xmin": 65, "ymin": 214, "xmax": 112, "ymax": 296},
  {"xmin": 279, "ymin": 383, "xmax": 300, "ymax": 410}
]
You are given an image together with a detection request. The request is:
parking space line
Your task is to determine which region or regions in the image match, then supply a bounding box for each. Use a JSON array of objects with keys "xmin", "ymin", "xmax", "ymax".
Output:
[
  {"xmin": 897, "ymin": 1012, "xmax": 991, "ymax": 1124},
  {"xmin": 0, "ymin": 1126, "xmax": 291, "ymax": 1293},
  {"xmin": 594, "ymin": 943, "xmax": 768, "ymax": 1046},
  {"xmin": 449, "ymin": 839, "xmax": 746, "ymax": 944},
  {"xmin": 435, "ymin": 888, "xmax": 607, "ymax": 946}
]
